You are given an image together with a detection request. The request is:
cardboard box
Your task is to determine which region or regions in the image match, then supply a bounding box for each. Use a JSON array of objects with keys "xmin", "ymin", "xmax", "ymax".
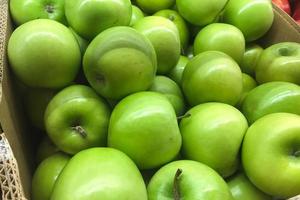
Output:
[{"xmin": 0, "ymin": 1, "xmax": 300, "ymax": 199}]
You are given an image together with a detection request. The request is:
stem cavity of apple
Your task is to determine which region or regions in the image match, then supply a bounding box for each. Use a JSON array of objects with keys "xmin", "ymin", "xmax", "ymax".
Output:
[
  {"xmin": 45, "ymin": 4, "xmax": 55, "ymax": 14},
  {"xmin": 294, "ymin": 150, "xmax": 300, "ymax": 157},
  {"xmin": 71, "ymin": 125, "xmax": 87, "ymax": 138},
  {"xmin": 173, "ymin": 168, "xmax": 183, "ymax": 200},
  {"xmin": 177, "ymin": 113, "xmax": 191, "ymax": 120}
]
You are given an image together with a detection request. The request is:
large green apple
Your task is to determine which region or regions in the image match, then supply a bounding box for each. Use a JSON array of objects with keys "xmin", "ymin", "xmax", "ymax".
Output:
[
  {"xmin": 227, "ymin": 173, "xmax": 272, "ymax": 200},
  {"xmin": 32, "ymin": 153, "xmax": 70, "ymax": 200},
  {"xmin": 45, "ymin": 85, "xmax": 111, "ymax": 154},
  {"xmin": 50, "ymin": 148, "xmax": 147, "ymax": 200},
  {"xmin": 108, "ymin": 92, "xmax": 182, "ymax": 170},
  {"xmin": 242, "ymin": 82, "xmax": 300, "ymax": 124},
  {"xmin": 194, "ymin": 23, "xmax": 245, "ymax": 64},
  {"xmin": 168, "ymin": 56, "xmax": 189, "ymax": 85},
  {"xmin": 83, "ymin": 26, "xmax": 157, "ymax": 100},
  {"xmin": 8, "ymin": 19, "xmax": 81, "ymax": 89},
  {"xmin": 65, "ymin": 0, "xmax": 132, "ymax": 40},
  {"xmin": 255, "ymin": 42, "xmax": 300, "ymax": 84},
  {"xmin": 136, "ymin": 0, "xmax": 175, "ymax": 14},
  {"xmin": 36, "ymin": 136, "xmax": 60, "ymax": 164},
  {"xmin": 180, "ymin": 103, "xmax": 248, "ymax": 177},
  {"xmin": 222, "ymin": 0, "xmax": 274, "ymax": 42},
  {"xmin": 154, "ymin": 9, "xmax": 190, "ymax": 50},
  {"xmin": 237, "ymin": 73, "xmax": 257, "ymax": 108},
  {"xmin": 147, "ymin": 160, "xmax": 233, "ymax": 200},
  {"xmin": 130, "ymin": 5, "xmax": 144, "ymax": 26},
  {"xmin": 176, "ymin": 0, "xmax": 228, "ymax": 26},
  {"xmin": 10, "ymin": 0, "xmax": 67, "ymax": 26},
  {"xmin": 240, "ymin": 43, "xmax": 263, "ymax": 76},
  {"xmin": 149, "ymin": 76, "xmax": 186, "ymax": 116},
  {"xmin": 182, "ymin": 51, "xmax": 243, "ymax": 106},
  {"xmin": 133, "ymin": 16, "xmax": 181, "ymax": 74},
  {"xmin": 242, "ymin": 113, "xmax": 300, "ymax": 198}
]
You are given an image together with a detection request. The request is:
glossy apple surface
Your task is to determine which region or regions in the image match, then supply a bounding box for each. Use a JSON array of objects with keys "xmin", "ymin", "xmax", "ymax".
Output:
[
  {"xmin": 240, "ymin": 43, "xmax": 263, "ymax": 76},
  {"xmin": 136, "ymin": 0, "xmax": 175, "ymax": 14},
  {"xmin": 168, "ymin": 56, "xmax": 189, "ymax": 85},
  {"xmin": 108, "ymin": 92, "xmax": 182, "ymax": 169},
  {"xmin": 130, "ymin": 5, "xmax": 144, "ymax": 26},
  {"xmin": 237, "ymin": 73, "xmax": 257, "ymax": 108},
  {"xmin": 69, "ymin": 27, "xmax": 89, "ymax": 55}
]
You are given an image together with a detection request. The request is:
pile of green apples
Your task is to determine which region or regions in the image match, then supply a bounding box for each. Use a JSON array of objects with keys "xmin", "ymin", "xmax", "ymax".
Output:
[{"xmin": 7, "ymin": 0, "xmax": 300, "ymax": 199}]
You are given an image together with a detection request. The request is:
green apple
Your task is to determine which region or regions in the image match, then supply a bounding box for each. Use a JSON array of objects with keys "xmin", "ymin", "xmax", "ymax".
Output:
[
  {"xmin": 168, "ymin": 56, "xmax": 189, "ymax": 85},
  {"xmin": 136, "ymin": 0, "xmax": 175, "ymax": 14},
  {"xmin": 242, "ymin": 113, "xmax": 300, "ymax": 198},
  {"xmin": 180, "ymin": 103, "xmax": 248, "ymax": 177},
  {"xmin": 176, "ymin": 0, "xmax": 228, "ymax": 26},
  {"xmin": 8, "ymin": 19, "xmax": 81, "ymax": 89},
  {"xmin": 50, "ymin": 148, "xmax": 147, "ymax": 200},
  {"xmin": 185, "ymin": 45, "xmax": 194, "ymax": 59},
  {"xmin": 32, "ymin": 153, "xmax": 70, "ymax": 200},
  {"xmin": 227, "ymin": 173, "xmax": 272, "ymax": 200},
  {"xmin": 65, "ymin": 0, "xmax": 132, "ymax": 40},
  {"xmin": 240, "ymin": 43, "xmax": 263, "ymax": 76},
  {"xmin": 255, "ymin": 42, "xmax": 300, "ymax": 84},
  {"xmin": 10, "ymin": 0, "xmax": 67, "ymax": 26},
  {"xmin": 194, "ymin": 23, "xmax": 245, "ymax": 64},
  {"xmin": 149, "ymin": 76, "xmax": 186, "ymax": 116},
  {"xmin": 237, "ymin": 73, "xmax": 257, "ymax": 108},
  {"xmin": 69, "ymin": 27, "xmax": 89, "ymax": 55},
  {"xmin": 182, "ymin": 51, "xmax": 243, "ymax": 106},
  {"xmin": 36, "ymin": 136, "xmax": 60, "ymax": 164},
  {"xmin": 154, "ymin": 9, "xmax": 189, "ymax": 50},
  {"xmin": 147, "ymin": 160, "xmax": 233, "ymax": 199},
  {"xmin": 242, "ymin": 82, "xmax": 300, "ymax": 124},
  {"xmin": 45, "ymin": 85, "xmax": 111, "ymax": 154},
  {"xmin": 133, "ymin": 16, "xmax": 181, "ymax": 74},
  {"xmin": 222, "ymin": 0, "xmax": 274, "ymax": 42},
  {"xmin": 83, "ymin": 26, "xmax": 157, "ymax": 100},
  {"xmin": 130, "ymin": 5, "xmax": 144, "ymax": 26},
  {"xmin": 108, "ymin": 92, "xmax": 182, "ymax": 170}
]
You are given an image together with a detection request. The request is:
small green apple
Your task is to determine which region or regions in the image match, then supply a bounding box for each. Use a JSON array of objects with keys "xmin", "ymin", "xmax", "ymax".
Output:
[
  {"xmin": 10, "ymin": 0, "xmax": 67, "ymax": 26},
  {"xmin": 240, "ymin": 43, "xmax": 263, "ymax": 76},
  {"xmin": 65, "ymin": 0, "xmax": 132, "ymax": 40},
  {"xmin": 133, "ymin": 16, "xmax": 181, "ymax": 74},
  {"xmin": 255, "ymin": 42, "xmax": 300, "ymax": 84},
  {"xmin": 242, "ymin": 82, "xmax": 300, "ymax": 124},
  {"xmin": 50, "ymin": 148, "xmax": 147, "ymax": 200},
  {"xmin": 36, "ymin": 136, "xmax": 60, "ymax": 164},
  {"xmin": 8, "ymin": 19, "xmax": 81, "ymax": 89},
  {"xmin": 167, "ymin": 56, "xmax": 189, "ymax": 85},
  {"xmin": 182, "ymin": 51, "xmax": 243, "ymax": 106},
  {"xmin": 147, "ymin": 160, "xmax": 233, "ymax": 200},
  {"xmin": 149, "ymin": 76, "xmax": 186, "ymax": 116},
  {"xmin": 237, "ymin": 73, "xmax": 257, "ymax": 108},
  {"xmin": 194, "ymin": 23, "xmax": 245, "ymax": 64},
  {"xmin": 108, "ymin": 92, "xmax": 182, "ymax": 170},
  {"xmin": 227, "ymin": 173, "xmax": 272, "ymax": 200},
  {"xmin": 242, "ymin": 113, "xmax": 300, "ymax": 198},
  {"xmin": 83, "ymin": 26, "xmax": 157, "ymax": 100},
  {"xmin": 45, "ymin": 85, "xmax": 111, "ymax": 154},
  {"xmin": 69, "ymin": 27, "xmax": 89, "ymax": 55},
  {"xmin": 136, "ymin": 0, "xmax": 175, "ymax": 14},
  {"xmin": 32, "ymin": 153, "xmax": 70, "ymax": 200},
  {"xmin": 222, "ymin": 0, "xmax": 274, "ymax": 42},
  {"xmin": 180, "ymin": 102, "xmax": 248, "ymax": 177},
  {"xmin": 130, "ymin": 5, "xmax": 144, "ymax": 26}
]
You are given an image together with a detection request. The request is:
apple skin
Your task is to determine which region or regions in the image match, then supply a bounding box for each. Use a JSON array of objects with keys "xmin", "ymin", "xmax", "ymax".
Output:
[
  {"xmin": 242, "ymin": 81, "xmax": 300, "ymax": 124},
  {"xmin": 8, "ymin": 19, "xmax": 81, "ymax": 89},
  {"xmin": 237, "ymin": 73, "xmax": 257, "ymax": 108},
  {"xmin": 65, "ymin": 0, "xmax": 132, "ymax": 40},
  {"xmin": 176, "ymin": 0, "xmax": 228, "ymax": 26},
  {"xmin": 167, "ymin": 56, "xmax": 189, "ymax": 85},
  {"xmin": 69, "ymin": 27, "xmax": 89, "ymax": 55},
  {"xmin": 10, "ymin": 0, "xmax": 67, "ymax": 26},
  {"xmin": 32, "ymin": 153, "xmax": 70, "ymax": 200},
  {"xmin": 242, "ymin": 113, "xmax": 300, "ymax": 198},
  {"xmin": 147, "ymin": 160, "xmax": 233, "ymax": 200},
  {"xmin": 45, "ymin": 85, "xmax": 111, "ymax": 155},
  {"xmin": 36, "ymin": 136, "xmax": 60, "ymax": 164},
  {"xmin": 130, "ymin": 5, "xmax": 144, "ymax": 26},
  {"xmin": 180, "ymin": 103, "xmax": 248, "ymax": 178},
  {"xmin": 154, "ymin": 9, "xmax": 190, "ymax": 50},
  {"xmin": 240, "ymin": 43, "xmax": 263, "ymax": 76},
  {"xmin": 227, "ymin": 173, "xmax": 272, "ymax": 200},
  {"xmin": 182, "ymin": 51, "xmax": 243, "ymax": 106},
  {"xmin": 83, "ymin": 26, "xmax": 157, "ymax": 100},
  {"xmin": 136, "ymin": 0, "xmax": 175, "ymax": 14},
  {"xmin": 50, "ymin": 148, "xmax": 148, "ymax": 200},
  {"xmin": 133, "ymin": 16, "xmax": 181, "ymax": 74},
  {"xmin": 149, "ymin": 76, "xmax": 186, "ymax": 116},
  {"xmin": 194, "ymin": 23, "xmax": 245, "ymax": 64},
  {"xmin": 108, "ymin": 92, "xmax": 182, "ymax": 170},
  {"xmin": 255, "ymin": 42, "xmax": 300, "ymax": 85},
  {"xmin": 222, "ymin": 0, "xmax": 274, "ymax": 42}
]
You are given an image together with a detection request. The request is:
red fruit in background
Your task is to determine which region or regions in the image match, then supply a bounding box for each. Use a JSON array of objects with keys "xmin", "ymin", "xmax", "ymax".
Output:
[
  {"xmin": 272, "ymin": 0, "xmax": 291, "ymax": 15},
  {"xmin": 293, "ymin": 0, "xmax": 300, "ymax": 24}
]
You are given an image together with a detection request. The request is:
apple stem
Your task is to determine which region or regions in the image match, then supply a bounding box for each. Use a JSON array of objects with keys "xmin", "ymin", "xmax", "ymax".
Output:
[
  {"xmin": 177, "ymin": 113, "xmax": 191, "ymax": 120},
  {"xmin": 71, "ymin": 126, "xmax": 87, "ymax": 138},
  {"xmin": 173, "ymin": 168, "xmax": 183, "ymax": 200}
]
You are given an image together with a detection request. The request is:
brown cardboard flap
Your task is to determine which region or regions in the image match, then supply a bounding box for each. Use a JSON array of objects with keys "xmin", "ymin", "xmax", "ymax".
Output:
[{"xmin": 0, "ymin": 0, "xmax": 8, "ymax": 102}]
